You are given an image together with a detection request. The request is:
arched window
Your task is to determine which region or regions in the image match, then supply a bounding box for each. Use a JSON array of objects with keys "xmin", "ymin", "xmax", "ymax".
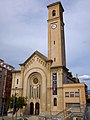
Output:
[
  {"xmin": 54, "ymin": 98, "xmax": 57, "ymax": 106},
  {"xmin": 52, "ymin": 10, "xmax": 56, "ymax": 16},
  {"xmin": 30, "ymin": 85, "xmax": 41, "ymax": 99}
]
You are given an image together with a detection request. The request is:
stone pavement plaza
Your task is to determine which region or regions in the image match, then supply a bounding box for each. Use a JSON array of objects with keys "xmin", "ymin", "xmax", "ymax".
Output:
[
  {"xmin": 0, "ymin": 116, "xmax": 39, "ymax": 120},
  {"xmin": 0, "ymin": 106, "xmax": 90, "ymax": 120}
]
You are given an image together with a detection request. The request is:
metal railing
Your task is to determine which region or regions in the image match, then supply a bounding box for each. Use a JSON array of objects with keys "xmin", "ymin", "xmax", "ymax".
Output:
[
  {"xmin": 82, "ymin": 104, "xmax": 88, "ymax": 120},
  {"xmin": 39, "ymin": 104, "xmax": 88, "ymax": 120}
]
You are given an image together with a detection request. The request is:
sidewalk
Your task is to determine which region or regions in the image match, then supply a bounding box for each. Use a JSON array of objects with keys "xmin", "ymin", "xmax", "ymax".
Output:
[
  {"xmin": 0, "ymin": 116, "xmax": 39, "ymax": 120},
  {"xmin": 0, "ymin": 116, "xmax": 12, "ymax": 120}
]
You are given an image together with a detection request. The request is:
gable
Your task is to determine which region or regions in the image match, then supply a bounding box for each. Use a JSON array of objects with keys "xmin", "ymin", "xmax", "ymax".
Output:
[{"xmin": 19, "ymin": 50, "xmax": 48, "ymax": 67}]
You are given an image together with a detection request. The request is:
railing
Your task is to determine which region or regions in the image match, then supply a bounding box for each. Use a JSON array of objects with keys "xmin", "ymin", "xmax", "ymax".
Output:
[
  {"xmin": 82, "ymin": 104, "xmax": 88, "ymax": 120},
  {"xmin": 39, "ymin": 104, "xmax": 88, "ymax": 120},
  {"xmin": 39, "ymin": 108, "xmax": 72, "ymax": 120}
]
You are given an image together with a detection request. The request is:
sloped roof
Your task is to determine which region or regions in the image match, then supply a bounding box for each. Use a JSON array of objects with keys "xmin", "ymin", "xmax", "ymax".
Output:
[{"xmin": 20, "ymin": 50, "xmax": 48, "ymax": 66}]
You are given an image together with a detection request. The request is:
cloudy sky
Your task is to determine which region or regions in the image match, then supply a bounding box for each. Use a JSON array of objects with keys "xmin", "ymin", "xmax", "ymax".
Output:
[{"xmin": 0, "ymin": 0, "xmax": 90, "ymax": 88}]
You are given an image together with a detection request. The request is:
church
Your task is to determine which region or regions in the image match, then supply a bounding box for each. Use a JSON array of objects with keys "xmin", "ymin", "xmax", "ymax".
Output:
[{"xmin": 11, "ymin": 1, "xmax": 87, "ymax": 115}]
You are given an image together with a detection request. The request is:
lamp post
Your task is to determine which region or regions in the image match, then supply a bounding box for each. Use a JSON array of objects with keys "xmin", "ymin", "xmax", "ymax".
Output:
[
  {"xmin": 2, "ymin": 98, "xmax": 4, "ymax": 120},
  {"xmin": 12, "ymin": 87, "xmax": 17, "ymax": 120},
  {"xmin": 2, "ymin": 92, "xmax": 5, "ymax": 120}
]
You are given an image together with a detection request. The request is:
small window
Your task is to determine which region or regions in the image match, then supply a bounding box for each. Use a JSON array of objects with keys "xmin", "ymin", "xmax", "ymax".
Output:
[
  {"xmin": 17, "ymin": 79, "xmax": 19, "ymax": 84},
  {"xmin": 52, "ymin": 10, "xmax": 56, "ymax": 16},
  {"xmin": 54, "ymin": 58, "xmax": 56, "ymax": 62},
  {"xmin": 54, "ymin": 41, "xmax": 55, "ymax": 45},
  {"xmin": 65, "ymin": 92, "xmax": 69, "ymax": 97},
  {"xmin": 75, "ymin": 92, "xmax": 79, "ymax": 97},
  {"xmin": 70, "ymin": 92, "xmax": 74, "ymax": 97},
  {"xmin": 54, "ymin": 98, "xmax": 57, "ymax": 106}
]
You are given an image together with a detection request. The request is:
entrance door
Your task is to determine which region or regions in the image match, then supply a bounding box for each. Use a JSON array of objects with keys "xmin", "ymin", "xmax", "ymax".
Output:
[
  {"xmin": 30, "ymin": 102, "xmax": 34, "ymax": 115},
  {"xmin": 35, "ymin": 102, "xmax": 39, "ymax": 115}
]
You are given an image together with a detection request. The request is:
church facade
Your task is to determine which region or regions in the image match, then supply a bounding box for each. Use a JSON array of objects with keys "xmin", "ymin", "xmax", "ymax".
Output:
[{"xmin": 11, "ymin": 2, "xmax": 87, "ymax": 115}]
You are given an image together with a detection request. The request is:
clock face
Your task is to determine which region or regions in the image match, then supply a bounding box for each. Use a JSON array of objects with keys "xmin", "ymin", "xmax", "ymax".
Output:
[{"xmin": 51, "ymin": 24, "xmax": 57, "ymax": 29}]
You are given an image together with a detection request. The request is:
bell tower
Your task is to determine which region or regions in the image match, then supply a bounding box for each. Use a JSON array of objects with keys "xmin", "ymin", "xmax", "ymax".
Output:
[
  {"xmin": 47, "ymin": 2, "xmax": 67, "ymax": 113},
  {"xmin": 47, "ymin": 1, "xmax": 66, "ymax": 67}
]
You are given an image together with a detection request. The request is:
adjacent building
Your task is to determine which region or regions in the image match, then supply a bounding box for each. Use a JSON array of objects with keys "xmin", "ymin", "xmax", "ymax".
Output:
[
  {"xmin": 0, "ymin": 59, "xmax": 14, "ymax": 115},
  {"xmin": 11, "ymin": 1, "xmax": 87, "ymax": 115},
  {"xmin": 88, "ymin": 90, "xmax": 90, "ymax": 99}
]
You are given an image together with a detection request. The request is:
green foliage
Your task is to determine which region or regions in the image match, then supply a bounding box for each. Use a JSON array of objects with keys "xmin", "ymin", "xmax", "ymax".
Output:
[
  {"xmin": 8, "ymin": 97, "xmax": 13, "ymax": 109},
  {"xmin": 8, "ymin": 96, "xmax": 27, "ymax": 110},
  {"xmin": 16, "ymin": 97, "xmax": 27, "ymax": 109}
]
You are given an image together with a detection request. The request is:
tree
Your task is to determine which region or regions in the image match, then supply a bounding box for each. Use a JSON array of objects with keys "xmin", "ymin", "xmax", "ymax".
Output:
[
  {"xmin": 8, "ymin": 96, "xmax": 27, "ymax": 115},
  {"xmin": 17, "ymin": 97, "xmax": 27, "ymax": 116},
  {"xmin": 8, "ymin": 97, "xmax": 13, "ymax": 109}
]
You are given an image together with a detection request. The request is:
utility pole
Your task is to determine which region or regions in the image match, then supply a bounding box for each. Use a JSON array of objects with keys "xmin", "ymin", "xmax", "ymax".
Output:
[
  {"xmin": 12, "ymin": 87, "xmax": 17, "ymax": 120},
  {"xmin": 2, "ymin": 98, "xmax": 4, "ymax": 120},
  {"xmin": 2, "ymin": 92, "xmax": 5, "ymax": 120}
]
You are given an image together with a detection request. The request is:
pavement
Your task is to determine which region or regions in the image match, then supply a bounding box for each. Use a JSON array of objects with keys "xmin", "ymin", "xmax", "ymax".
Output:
[
  {"xmin": 0, "ymin": 116, "xmax": 12, "ymax": 120},
  {"xmin": 1, "ymin": 105, "xmax": 90, "ymax": 120},
  {"xmin": 0, "ymin": 116, "xmax": 39, "ymax": 120}
]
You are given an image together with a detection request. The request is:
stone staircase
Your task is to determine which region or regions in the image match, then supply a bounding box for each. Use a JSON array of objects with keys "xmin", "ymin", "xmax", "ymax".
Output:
[{"xmin": 28, "ymin": 116, "xmax": 39, "ymax": 120}]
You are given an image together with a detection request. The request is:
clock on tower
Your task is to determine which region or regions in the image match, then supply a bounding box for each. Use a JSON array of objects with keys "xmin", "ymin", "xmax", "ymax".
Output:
[{"xmin": 47, "ymin": 2, "xmax": 66, "ymax": 67}]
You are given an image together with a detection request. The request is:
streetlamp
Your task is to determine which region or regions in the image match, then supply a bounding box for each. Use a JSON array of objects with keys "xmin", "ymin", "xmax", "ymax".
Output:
[
  {"xmin": 2, "ymin": 92, "xmax": 5, "ymax": 120},
  {"xmin": 12, "ymin": 87, "xmax": 17, "ymax": 120}
]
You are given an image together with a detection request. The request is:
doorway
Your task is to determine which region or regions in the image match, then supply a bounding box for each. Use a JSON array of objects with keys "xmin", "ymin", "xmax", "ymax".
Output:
[
  {"xmin": 30, "ymin": 102, "xmax": 34, "ymax": 115},
  {"xmin": 35, "ymin": 102, "xmax": 39, "ymax": 115}
]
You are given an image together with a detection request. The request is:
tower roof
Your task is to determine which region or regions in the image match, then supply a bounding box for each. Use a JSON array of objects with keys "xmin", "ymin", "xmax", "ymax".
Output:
[{"xmin": 47, "ymin": 1, "xmax": 64, "ymax": 12}]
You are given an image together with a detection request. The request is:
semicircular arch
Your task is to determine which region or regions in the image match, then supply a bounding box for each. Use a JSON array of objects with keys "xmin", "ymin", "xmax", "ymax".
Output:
[{"xmin": 23, "ymin": 67, "xmax": 47, "ymax": 99}]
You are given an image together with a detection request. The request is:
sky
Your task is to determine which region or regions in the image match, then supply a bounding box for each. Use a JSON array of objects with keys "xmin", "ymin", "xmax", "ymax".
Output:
[{"xmin": 0, "ymin": 0, "xmax": 90, "ymax": 89}]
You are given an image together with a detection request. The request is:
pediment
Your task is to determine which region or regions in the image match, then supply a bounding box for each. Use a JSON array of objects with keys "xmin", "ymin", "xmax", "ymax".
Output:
[{"xmin": 20, "ymin": 50, "xmax": 48, "ymax": 67}]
